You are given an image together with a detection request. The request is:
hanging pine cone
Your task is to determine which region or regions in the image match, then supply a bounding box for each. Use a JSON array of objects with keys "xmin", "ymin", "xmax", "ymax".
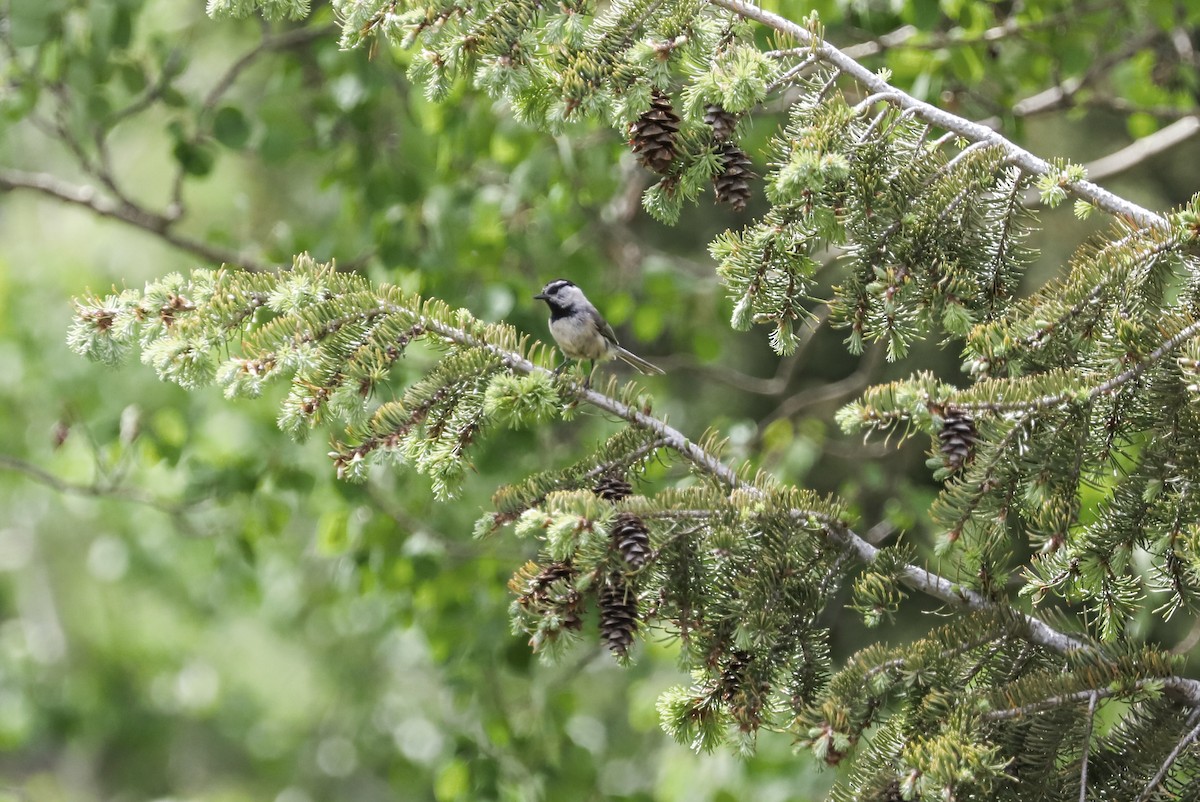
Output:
[
  {"xmin": 513, "ymin": 560, "xmax": 584, "ymax": 632},
  {"xmin": 719, "ymin": 649, "xmax": 767, "ymax": 732},
  {"xmin": 527, "ymin": 560, "xmax": 576, "ymax": 598},
  {"xmin": 712, "ymin": 141, "xmax": 754, "ymax": 211},
  {"xmin": 938, "ymin": 406, "xmax": 978, "ymax": 471},
  {"xmin": 629, "ymin": 90, "xmax": 680, "ymax": 174},
  {"xmin": 879, "ymin": 779, "xmax": 904, "ymax": 802},
  {"xmin": 611, "ymin": 512, "xmax": 650, "ymax": 570},
  {"xmin": 703, "ymin": 103, "xmax": 738, "ymax": 141},
  {"xmin": 719, "ymin": 650, "xmax": 753, "ymax": 701},
  {"xmin": 599, "ymin": 574, "xmax": 639, "ymax": 659},
  {"xmin": 593, "ymin": 472, "xmax": 633, "ymax": 502}
]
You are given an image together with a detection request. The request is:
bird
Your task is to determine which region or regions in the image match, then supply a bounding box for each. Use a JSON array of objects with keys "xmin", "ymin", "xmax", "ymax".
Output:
[{"xmin": 534, "ymin": 279, "xmax": 664, "ymax": 384}]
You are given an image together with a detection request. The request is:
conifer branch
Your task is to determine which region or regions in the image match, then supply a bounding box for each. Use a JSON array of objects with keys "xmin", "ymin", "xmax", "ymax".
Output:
[
  {"xmin": 1088, "ymin": 319, "xmax": 1200, "ymax": 400},
  {"xmin": 421, "ymin": 313, "xmax": 748, "ymax": 489},
  {"xmin": 705, "ymin": 0, "xmax": 1167, "ymax": 229},
  {"xmin": 419, "ymin": 308, "xmax": 1200, "ymax": 705},
  {"xmin": 1134, "ymin": 708, "xmax": 1200, "ymax": 802},
  {"xmin": 956, "ymin": 318, "xmax": 1200, "ymax": 416},
  {"xmin": 74, "ymin": 261, "xmax": 1183, "ymax": 701},
  {"xmin": 982, "ymin": 683, "xmax": 1152, "ymax": 722},
  {"xmin": 52, "ymin": 0, "xmax": 1200, "ymax": 783},
  {"xmin": 831, "ymin": 523, "xmax": 1099, "ymax": 661}
]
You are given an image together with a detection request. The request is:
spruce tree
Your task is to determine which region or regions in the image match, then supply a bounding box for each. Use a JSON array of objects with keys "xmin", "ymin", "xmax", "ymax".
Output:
[{"xmin": 63, "ymin": 0, "xmax": 1200, "ymax": 799}]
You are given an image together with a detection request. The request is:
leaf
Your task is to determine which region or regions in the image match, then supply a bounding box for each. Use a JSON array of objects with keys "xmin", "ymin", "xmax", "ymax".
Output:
[
  {"xmin": 213, "ymin": 105, "xmax": 252, "ymax": 149},
  {"xmin": 908, "ymin": 0, "xmax": 940, "ymax": 30},
  {"xmin": 172, "ymin": 138, "xmax": 217, "ymax": 176},
  {"xmin": 8, "ymin": 0, "xmax": 66, "ymax": 48},
  {"xmin": 1127, "ymin": 112, "xmax": 1159, "ymax": 140}
]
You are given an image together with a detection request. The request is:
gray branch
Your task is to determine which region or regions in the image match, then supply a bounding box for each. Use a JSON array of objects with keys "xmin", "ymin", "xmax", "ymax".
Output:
[
  {"xmin": 1135, "ymin": 707, "xmax": 1200, "ymax": 802},
  {"xmin": 413, "ymin": 311, "xmax": 1200, "ymax": 707},
  {"xmin": 1085, "ymin": 116, "xmax": 1200, "ymax": 182},
  {"xmin": 707, "ymin": 0, "xmax": 1169, "ymax": 230},
  {"xmin": 0, "ymin": 168, "xmax": 271, "ymax": 272}
]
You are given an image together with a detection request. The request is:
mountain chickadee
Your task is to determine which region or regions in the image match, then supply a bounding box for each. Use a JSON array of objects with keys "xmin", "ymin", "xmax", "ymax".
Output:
[{"xmin": 534, "ymin": 279, "xmax": 664, "ymax": 381}]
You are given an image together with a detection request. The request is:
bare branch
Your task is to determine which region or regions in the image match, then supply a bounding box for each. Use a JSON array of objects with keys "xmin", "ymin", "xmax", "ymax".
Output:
[
  {"xmin": 0, "ymin": 453, "xmax": 189, "ymax": 518},
  {"xmin": 1015, "ymin": 115, "xmax": 1198, "ymax": 208},
  {"xmin": 759, "ymin": 344, "xmax": 882, "ymax": 427},
  {"xmin": 0, "ymin": 24, "xmax": 334, "ymax": 273},
  {"xmin": 1080, "ymin": 691, "xmax": 1097, "ymax": 802},
  {"xmin": 655, "ymin": 307, "xmax": 829, "ymax": 396},
  {"xmin": 1084, "ymin": 116, "xmax": 1200, "ymax": 182},
  {"xmin": 201, "ymin": 23, "xmax": 339, "ymax": 116},
  {"xmin": 1011, "ymin": 30, "xmax": 1163, "ymax": 120},
  {"xmin": 1010, "ymin": 78, "xmax": 1086, "ymax": 118},
  {"xmin": 839, "ymin": 26, "xmax": 917, "ymax": 59},
  {"xmin": 0, "ymin": 168, "xmax": 272, "ymax": 272}
]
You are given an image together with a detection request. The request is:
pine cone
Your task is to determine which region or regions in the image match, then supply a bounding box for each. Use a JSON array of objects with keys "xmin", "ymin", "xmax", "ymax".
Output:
[
  {"xmin": 938, "ymin": 406, "xmax": 978, "ymax": 471},
  {"xmin": 559, "ymin": 598, "xmax": 583, "ymax": 632},
  {"xmin": 712, "ymin": 141, "xmax": 754, "ymax": 211},
  {"xmin": 599, "ymin": 574, "xmax": 639, "ymax": 658},
  {"xmin": 611, "ymin": 512, "xmax": 650, "ymax": 569},
  {"xmin": 629, "ymin": 90, "xmax": 680, "ymax": 174},
  {"xmin": 703, "ymin": 103, "xmax": 738, "ymax": 141},
  {"xmin": 879, "ymin": 779, "xmax": 904, "ymax": 802},
  {"xmin": 719, "ymin": 650, "xmax": 752, "ymax": 701},
  {"xmin": 514, "ymin": 560, "xmax": 583, "ymax": 632},
  {"xmin": 593, "ymin": 473, "xmax": 633, "ymax": 502},
  {"xmin": 720, "ymin": 650, "xmax": 767, "ymax": 732},
  {"xmin": 529, "ymin": 560, "xmax": 576, "ymax": 596}
]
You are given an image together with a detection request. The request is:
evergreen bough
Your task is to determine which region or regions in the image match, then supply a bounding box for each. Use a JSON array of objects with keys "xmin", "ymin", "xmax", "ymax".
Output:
[{"xmin": 68, "ymin": 0, "xmax": 1200, "ymax": 799}]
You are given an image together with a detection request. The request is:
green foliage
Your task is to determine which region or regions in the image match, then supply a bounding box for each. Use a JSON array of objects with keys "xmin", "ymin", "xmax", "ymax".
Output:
[
  {"xmin": 482, "ymin": 372, "xmax": 561, "ymax": 427},
  {"xmin": 69, "ymin": 257, "xmax": 589, "ymax": 500},
  {"xmin": 69, "ymin": 252, "xmax": 853, "ymax": 743},
  {"xmin": 10, "ymin": 0, "xmax": 1200, "ymax": 799},
  {"xmin": 712, "ymin": 89, "xmax": 1033, "ymax": 357},
  {"xmin": 206, "ymin": 0, "xmax": 309, "ymax": 21}
]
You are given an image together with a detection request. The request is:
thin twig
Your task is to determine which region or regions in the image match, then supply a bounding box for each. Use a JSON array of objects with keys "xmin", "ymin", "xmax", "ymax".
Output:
[
  {"xmin": 1080, "ymin": 691, "xmax": 1097, "ymax": 802},
  {"xmin": 655, "ymin": 308, "xmax": 827, "ymax": 396},
  {"xmin": 759, "ymin": 344, "xmax": 882, "ymax": 427},
  {"xmin": 201, "ymin": 23, "xmax": 339, "ymax": 116},
  {"xmin": 0, "ymin": 168, "xmax": 271, "ymax": 271},
  {"xmin": 0, "ymin": 453, "xmax": 188, "ymax": 517},
  {"xmin": 654, "ymin": 351, "xmax": 801, "ymax": 395},
  {"xmin": 104, "ymin": 50, "xmax": 185, "ymax": 129}
]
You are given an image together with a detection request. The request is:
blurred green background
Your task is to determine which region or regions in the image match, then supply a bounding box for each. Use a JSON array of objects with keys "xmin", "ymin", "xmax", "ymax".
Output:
[{"xmin": 2, "ymin": 0, "xmax": 1199, "ymax": 799}]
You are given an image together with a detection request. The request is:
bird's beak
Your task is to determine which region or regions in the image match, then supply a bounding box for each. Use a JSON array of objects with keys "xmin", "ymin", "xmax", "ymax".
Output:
[{"xmin": 533, "ymin": 292, "xmax": 547, "ymax": 300}]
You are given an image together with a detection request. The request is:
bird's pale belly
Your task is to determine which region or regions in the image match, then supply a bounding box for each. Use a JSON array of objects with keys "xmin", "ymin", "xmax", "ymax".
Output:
[{"xmin": 550, "ymin": 318, "xmax": 613, "ymax": 360}]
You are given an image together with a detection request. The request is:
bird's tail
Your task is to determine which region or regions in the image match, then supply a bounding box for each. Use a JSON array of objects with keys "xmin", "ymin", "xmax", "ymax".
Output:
[{"xmin": 615, "ymin": 346, "xmax": 665, "ymax": 375}]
